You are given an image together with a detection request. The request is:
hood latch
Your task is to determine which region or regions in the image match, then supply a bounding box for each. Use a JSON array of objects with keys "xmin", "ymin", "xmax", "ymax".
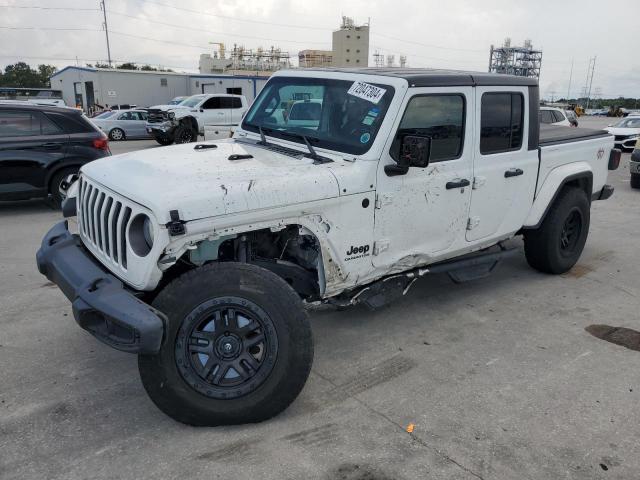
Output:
[{"xmin": 166, "ymin": 210, "xmax": 186, "ymax": 236}]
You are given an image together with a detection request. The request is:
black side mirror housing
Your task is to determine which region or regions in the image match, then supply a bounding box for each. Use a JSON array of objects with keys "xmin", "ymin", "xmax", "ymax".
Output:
[{"xmin": 384, "ymin": 135, "xmax": 431, "ymax": 176}]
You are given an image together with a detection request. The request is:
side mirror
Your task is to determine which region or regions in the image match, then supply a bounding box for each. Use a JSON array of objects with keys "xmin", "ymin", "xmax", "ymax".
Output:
[{"xmin": 384, "ymin": 135, "xmax": 431, "ymax": 176}]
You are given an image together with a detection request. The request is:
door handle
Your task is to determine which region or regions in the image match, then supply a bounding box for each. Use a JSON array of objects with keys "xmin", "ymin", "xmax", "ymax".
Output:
[
  {"xmin": 446, "ymin": 178, "xmax": 471, "ymax": 190},
  {"xmin": 504, "ymin": 168, "xmax": 524, "ymax": 178}
]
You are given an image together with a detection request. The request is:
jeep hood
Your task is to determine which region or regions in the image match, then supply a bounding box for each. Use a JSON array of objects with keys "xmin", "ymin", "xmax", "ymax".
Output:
[
  {"xmin": 81, "ymin": 140, "xmax": 342, "ymax": 223},
  {"xmin": 149, "ymin": 104, "xmax": 189, "ymax": 112},
  {"xmin": 605, "ymin": 127, "xmax": 640, "ymax": 136}
]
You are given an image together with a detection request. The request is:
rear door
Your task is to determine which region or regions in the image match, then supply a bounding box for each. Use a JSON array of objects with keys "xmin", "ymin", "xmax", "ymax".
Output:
[
  {"xmin": 466, "ymin": 88, "xmax": 538, "ymax": 242},
  {"xmin": 225, "ymin": 97, "xmax": 246, "ymax": 125},
  {"xmin": 0, "ymin": 109, "xmax": 68, "ymax": 199}
]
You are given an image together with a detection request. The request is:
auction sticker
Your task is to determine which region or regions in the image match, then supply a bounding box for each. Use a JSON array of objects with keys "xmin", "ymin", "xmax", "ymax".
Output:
[{"xmin": 347, "ymin": 81, "xmax": 387, "ymax": 104}]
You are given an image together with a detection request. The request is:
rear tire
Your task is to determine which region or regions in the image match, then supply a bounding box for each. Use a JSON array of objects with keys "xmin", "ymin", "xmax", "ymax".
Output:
[
  {"xmin": 49, "ymin": 167, "xmax": 79, "ymax": 208},
  {"xmin": 524, "ymin": 187, "xmax": 590, "ymax": 274},
  {"xmin": 631, "ymin": 173, "xmax": 640, "ymax": 189},
  {"xmin": 138, "ymin": 262, "xmax": 314, "ymax": 426}
]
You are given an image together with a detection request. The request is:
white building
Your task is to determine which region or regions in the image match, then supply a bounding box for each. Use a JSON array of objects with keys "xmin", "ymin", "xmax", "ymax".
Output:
[{"xmin": 50, "ymin": 66, "xmax": 269, "ymax": 111}]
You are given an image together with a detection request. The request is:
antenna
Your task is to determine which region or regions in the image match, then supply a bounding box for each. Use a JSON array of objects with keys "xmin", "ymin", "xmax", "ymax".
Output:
[{"xmin": 100, "ymin": 0, "xmax": 112, "ymax": 67}]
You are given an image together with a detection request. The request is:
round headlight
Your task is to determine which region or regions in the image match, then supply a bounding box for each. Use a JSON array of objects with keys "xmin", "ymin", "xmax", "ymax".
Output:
[
  {"xmin": 168, "ymin": 111, "xmax": 175, "ymax": 119},
  {"xmin": 129, "ymin": 214, "xmax": 154, "ymax": 257},
  {"xmin": 143, "ymin": 217, "xmax": 154, "ymax": 248}
]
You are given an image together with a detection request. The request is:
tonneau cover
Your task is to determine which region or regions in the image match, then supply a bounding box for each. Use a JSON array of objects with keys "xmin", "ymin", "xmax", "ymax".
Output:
[{"xmin": 539, "ymin": 124, "xmax": 611, "ymax": 147}]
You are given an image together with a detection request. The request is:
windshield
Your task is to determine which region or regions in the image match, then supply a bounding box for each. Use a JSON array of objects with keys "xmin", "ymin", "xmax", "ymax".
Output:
[
  {"xmin": 168, "ymin": 97, "xmax": 186, "ymax": 105},
  {"xmin": 180, "ymin": 95, "xmax": 206, "ymax": 108},
  {"xmin": 242, "ymin": 77, "xmax": 395, "ymax": 155},
  {"xmin": 613, "ymin": 118, "xmax": 640, "ymax": 128}
]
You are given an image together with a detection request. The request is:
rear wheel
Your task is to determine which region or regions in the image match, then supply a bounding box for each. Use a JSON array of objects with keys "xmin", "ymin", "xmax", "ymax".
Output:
[
  {"xmin": 138, "ymin": 262, "xmax": 313, "ymax": 426},
  {"xmin": 108, "ymin": 128, "xmax": 125, "ymax": 141},
  {"xmin": 49, "ymin": 167, "xmax": 79, "ymax": 208},
  {"xmin": 524, "ymin": 187, "xmax": 590, "ymax": 274},
  {"xmin": 631, "ymin": 173, "xmax": 640, "ymax": 189},
  {"xmin": 174, "ymin": 124, "xmax": 197, "ymax": 144}
]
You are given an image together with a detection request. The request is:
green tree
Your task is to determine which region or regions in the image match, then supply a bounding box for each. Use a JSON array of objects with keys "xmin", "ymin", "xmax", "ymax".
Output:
[
  {"xmin": 116, "ymin": 62, "xmax": 139, "ymax": 70},
  {"xmin": 0, "ymin": 62, "xmax": 58, "ymax": 87}
]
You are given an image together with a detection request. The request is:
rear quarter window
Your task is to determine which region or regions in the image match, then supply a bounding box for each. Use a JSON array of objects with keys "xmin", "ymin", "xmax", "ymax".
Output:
[{"xmin": 45, "ymin": 111, "xmax": 96, "ymax": 134}]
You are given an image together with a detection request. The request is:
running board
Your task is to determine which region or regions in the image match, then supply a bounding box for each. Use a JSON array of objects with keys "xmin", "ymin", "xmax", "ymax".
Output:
[{"xmin": 339, "ymin": 246, "xmax": 519, "ymax": 310}]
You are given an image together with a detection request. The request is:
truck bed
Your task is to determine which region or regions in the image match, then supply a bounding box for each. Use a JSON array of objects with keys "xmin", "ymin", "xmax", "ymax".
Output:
[{"xmin": 539, "ymin": 124, "xmax": 611, "ymax": 147}]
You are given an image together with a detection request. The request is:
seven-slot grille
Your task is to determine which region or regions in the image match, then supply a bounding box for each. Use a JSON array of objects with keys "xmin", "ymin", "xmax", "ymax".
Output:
[{"xmin": 77, "ymin": 176, "xmax": 132, "ymax": 270}]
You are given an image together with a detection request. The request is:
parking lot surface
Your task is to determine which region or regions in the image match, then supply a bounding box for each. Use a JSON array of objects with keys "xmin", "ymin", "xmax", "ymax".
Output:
[{"xmin": 1, "ymin": 117, "xmax": 639, "ymax": 479}]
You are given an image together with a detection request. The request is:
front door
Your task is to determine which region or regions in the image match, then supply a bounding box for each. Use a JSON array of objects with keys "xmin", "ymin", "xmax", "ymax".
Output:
[
  {"xmin": 373, "ymin": 87, "xmax": 474, "ymax": 269},
  {"xmin": 466, "ymin": 88, "xmax": 538, "ymax": 242}
]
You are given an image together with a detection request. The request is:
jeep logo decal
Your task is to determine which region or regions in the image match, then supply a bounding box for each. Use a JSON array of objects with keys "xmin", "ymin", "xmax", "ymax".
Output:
[{"xmin": 345, "ymin": 244, "xmax": 370, "ymax": 260}]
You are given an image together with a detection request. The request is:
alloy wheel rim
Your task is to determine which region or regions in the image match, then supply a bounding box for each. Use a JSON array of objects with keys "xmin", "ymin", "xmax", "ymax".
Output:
[
  {"xmin": 560, "ymin": 209, "xmax": 582, "ymax": 254},
  {"xmin": 175, "ymin": 297, "xmax": 278, "ymax": 399}
]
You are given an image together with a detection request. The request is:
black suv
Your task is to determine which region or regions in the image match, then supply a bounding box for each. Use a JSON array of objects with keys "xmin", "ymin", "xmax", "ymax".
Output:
[{"xmin": 0, "ymin": 103, "xmax": 110, "ymax": 205}]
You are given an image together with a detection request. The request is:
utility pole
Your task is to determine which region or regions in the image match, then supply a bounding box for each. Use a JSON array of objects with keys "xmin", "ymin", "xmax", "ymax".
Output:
[
  {"xmin": 566, "ymin": 58, "xmax": 573, "ymax": 101},
  {"xmin": 100, "ymin": 0, "xmax": 112, "ymax": 67},
  {"xmin": 585, "ymin": 56, "xmax": 596, "ymax": 110}
]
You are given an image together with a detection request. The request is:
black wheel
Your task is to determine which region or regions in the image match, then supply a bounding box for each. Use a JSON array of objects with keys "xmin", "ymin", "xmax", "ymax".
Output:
[
  {"xmin": 108, "ymin": 128, "xmax": 125, "ymax": 141},
  {"xmin": 49, "ymin": 167, "xmax": 79, "ymax": 208},
  {"xmin": 524, "ymin": 187, "xmax": 590, "ymax": 274},
  {"xmin": 138, "ymin": 262, "xmax": 313, "ymax": 426},
  {"xmin": 174, "ymin": 124, "xmax": 197, "ymax": 144},
  {"xmin": 154, "ymin": 135, "xmax": 174, "ymax": 146},
  {"xmin": 631, "ymin": 173, "xmax": 640, "ymax": 189}
]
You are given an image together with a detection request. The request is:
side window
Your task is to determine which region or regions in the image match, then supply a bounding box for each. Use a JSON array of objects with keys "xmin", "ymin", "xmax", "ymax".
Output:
[
  {"xmin": 552, "ymin": 111, "xmax": 565, "ymax": 123},
  {"xmin": 0, "ymin": 111, "xmax": 61, "ymax": 137},
  {"xmin": 540, "ymin": 110, "xmax": 554, "ymax": 124},
  {"xmin": 44, "ymin": 112, "xmax": 94, "ymax": 133},
  {"xmin": 202, "ymin": 97, "xmax": 221, "ymax": 109},
  {"xmin": 118, "ymin": 112, "xmax": 133, "ymax": 120},
  {"xmin": 480, "ymin": 92, "xmax": 524, "ymax": 154},
  {"xmin": 132, "ymin": 112, "xmax": 147, "ymax": 121},
  {"xmin": 230, "ymin": 97, "xmax": 243, "ymax": 109},
  {"xmin": 40, "ymin": 113, "xmax": 63, "ymax": 135},
  {"xmin": 390, "ymin": 94, "xmax": 465, "ymax": 163}
]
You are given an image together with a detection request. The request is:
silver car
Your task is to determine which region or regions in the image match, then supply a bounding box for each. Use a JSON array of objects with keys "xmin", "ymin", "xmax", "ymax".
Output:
[{"xmin": 91, "ymin": 109, "xmax": 151, "ymax": 141}]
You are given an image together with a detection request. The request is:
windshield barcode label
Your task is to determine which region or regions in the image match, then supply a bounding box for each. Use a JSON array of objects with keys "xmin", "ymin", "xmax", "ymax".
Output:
[{"xmin": 347, "ymin": 81, "xmax": 387, "ymax": 104}]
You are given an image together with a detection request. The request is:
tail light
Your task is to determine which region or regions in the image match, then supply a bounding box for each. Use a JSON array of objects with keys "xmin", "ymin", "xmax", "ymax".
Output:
[
  {"xmin": 92, "ymin": 135, "xmax": 110, "ymax": 151},
  {"xmin": 608, "ymin": 148, "xmax": 621, "ymax": 171}
]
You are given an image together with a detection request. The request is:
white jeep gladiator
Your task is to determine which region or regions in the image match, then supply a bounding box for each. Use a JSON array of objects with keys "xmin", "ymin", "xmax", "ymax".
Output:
[
  {"xmin": 145, "ymin": 93, "xmax": 248, "ymax": 145},
  {"xmin": 37, "ymin": 68, "xmax": 620, "ymax": 426}
]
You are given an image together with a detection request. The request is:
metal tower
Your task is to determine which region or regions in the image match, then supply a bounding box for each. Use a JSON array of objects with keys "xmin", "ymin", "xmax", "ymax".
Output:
[{"xmin": 488, "ymin": 38, "xmax": 542, "ymax": 78}]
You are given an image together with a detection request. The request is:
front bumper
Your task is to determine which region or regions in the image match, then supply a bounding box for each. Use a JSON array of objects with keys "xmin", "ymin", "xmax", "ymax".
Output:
[
  {"xmin": 146, "ymin": 121, "xmax": 173, "ymax": 134},
  {"xmin": 36, "ymin": 221, "xmax": 165, "ymax": 354}
]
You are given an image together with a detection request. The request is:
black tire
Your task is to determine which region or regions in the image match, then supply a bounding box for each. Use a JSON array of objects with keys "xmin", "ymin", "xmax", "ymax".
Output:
[
  {"xmin": 174, "ymin": 124, "xmax": 197, "ymax": 144},
  {"xmin": 49, "ymin": 167, "xmax": 79, "ymax": 208},
  {"xmin": 108, "ymin": 128, "xmax": 125, "ymax": 141},
  {"xmin": 631, "ymin": 173, "xmax": 640, "ymax": 189},
  {"xmin": 524, "ymin": 187, "xmax": 590, "ymax": 274},
  {"xmin": 138, "ymin": 262, "xmax": 314, "ymax": 426},
  {"xmin": 154, "ymin": 135, "xmax": 174, "ymax": 146}
]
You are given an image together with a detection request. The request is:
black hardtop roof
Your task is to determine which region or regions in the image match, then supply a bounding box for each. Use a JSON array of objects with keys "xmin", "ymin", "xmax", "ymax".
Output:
[{"xmin": 300, "ymin": 67, "xmax": 538, "ymax": 87}]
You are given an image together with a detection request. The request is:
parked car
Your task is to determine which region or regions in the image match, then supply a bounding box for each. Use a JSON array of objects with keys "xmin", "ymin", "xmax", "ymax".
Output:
[
  {"xmin": 539, "ymin": 106, "xmax": 573, "ymax": 127},
  {"xmin": 167, "ymin": 96, "xmax": 188, "ymax": 105},
  {"xmin": 605, "ymin": 116, "xmax": 640, "ymax": 151},
  {"xmin": 146, "ymin": 94, "xmax": 248, "ymax": 145},
  {"xmin": 37, "ymin": 68, "xmax": 619, "ymax": 426},
  {"xmin": 0, "ymin": 103, "xmax": 109, "ymax": 205},
  {"xmin": 91, "ymin": 109, "xmax": 151, "ymax": 141},
  {"xmin": 630, "ymin": 138, "xmax": 640, "ymax": 189}
]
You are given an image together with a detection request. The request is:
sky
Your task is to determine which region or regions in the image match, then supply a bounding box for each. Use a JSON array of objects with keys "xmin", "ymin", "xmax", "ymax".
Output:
[{"xmin": 1, "ymin": 0, "xmax": 639, "ymax": 99}]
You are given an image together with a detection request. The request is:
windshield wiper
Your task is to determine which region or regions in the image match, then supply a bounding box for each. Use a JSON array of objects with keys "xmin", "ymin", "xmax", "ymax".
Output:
[
  {"xmin": 278, "ymin": 131, "xmax": 333, "ymax": 164},
  {"xmin": 258, "ymin": 126, "xmax": 269, "ymax": 146}
]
